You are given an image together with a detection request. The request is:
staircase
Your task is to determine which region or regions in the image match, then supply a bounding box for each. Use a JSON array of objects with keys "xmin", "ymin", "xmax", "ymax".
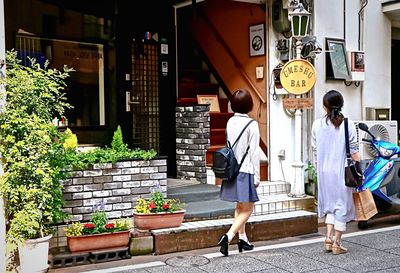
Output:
[{"xmin": 177, "ymin": 45, "xmax": 233, "ymax": 169}]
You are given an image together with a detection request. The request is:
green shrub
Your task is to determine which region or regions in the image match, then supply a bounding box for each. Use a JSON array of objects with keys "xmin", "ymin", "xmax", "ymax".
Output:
[
  {"xmin": 111, "ymin": 125, "xmax": 128, "ymax": 152},
  {"xmin": 0, "ymin": 50, "xmax": 72, "ymax": 243},
  {"xmin": 64, "ymin": 126, "xmax": 157, "ymax": 170}
]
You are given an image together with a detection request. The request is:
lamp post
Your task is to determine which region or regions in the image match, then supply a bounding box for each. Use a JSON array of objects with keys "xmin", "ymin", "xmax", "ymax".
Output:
[{"xmin": 288, "ymin": 4, "xmax": 311, "ymax": 198}]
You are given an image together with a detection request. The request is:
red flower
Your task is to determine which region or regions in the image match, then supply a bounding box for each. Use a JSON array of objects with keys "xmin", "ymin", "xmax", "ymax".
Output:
[
  {"xmin": 149, "ymin": 201, "xmax": 156, "ymax": 210},
  {"xmin": 84, "ymin": 223, "xmax": 95, "ymax": 229},
  {"xmin": 162, "ymin": 203, "xmax": 170, "ymax": 210},
  {"xmin": 105, "ymin": 223, "xmax": 115, "ymax": 229}
]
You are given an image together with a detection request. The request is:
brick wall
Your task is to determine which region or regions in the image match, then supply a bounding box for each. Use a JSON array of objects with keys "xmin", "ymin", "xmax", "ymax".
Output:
[
  {"xmin": 61, "ymin": 158, "xmax": 167, "ymax": 222},
  {"xmin": 51, "ymin": 157, "xmax": 167, "ymax": 249},
  {"xmin": 175, "ymin": 105, "xmax": 210, "ymax": 183}
]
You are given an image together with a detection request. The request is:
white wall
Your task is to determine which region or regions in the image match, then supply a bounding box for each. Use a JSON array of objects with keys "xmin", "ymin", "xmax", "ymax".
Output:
[{"xmin": 267, "ymin": 0, "xmax": 392, "ymax": 182}]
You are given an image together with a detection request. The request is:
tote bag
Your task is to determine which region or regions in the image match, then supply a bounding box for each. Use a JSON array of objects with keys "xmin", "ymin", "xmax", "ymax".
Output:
[{"xmin": 352, "ymin": 188, "xmax": 378, "ymax": 221}]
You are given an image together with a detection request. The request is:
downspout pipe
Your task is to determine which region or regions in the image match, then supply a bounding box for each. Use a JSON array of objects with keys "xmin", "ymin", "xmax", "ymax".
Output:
[{"xmin": 359, "ymin": 0, "xmax": 368, "ymax": 51}]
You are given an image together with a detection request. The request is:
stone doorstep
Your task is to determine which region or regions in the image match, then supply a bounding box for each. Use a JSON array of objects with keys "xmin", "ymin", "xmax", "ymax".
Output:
[{"xmin": 151, "ymin": 210, "xmax": 317, "ymax": 255}]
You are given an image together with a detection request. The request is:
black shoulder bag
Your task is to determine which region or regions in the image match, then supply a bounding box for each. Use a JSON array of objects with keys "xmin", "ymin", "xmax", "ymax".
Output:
[
  {"xmin": 344, "ymin": 118, "xmax": 363, "ymax": 188},
  {"xmin": 212, "ymin": 119, "xmax": 254, "ymax": 182}
]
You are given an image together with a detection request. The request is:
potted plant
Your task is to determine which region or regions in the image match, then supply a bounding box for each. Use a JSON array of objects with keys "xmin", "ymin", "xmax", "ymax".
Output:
[
  {"xmin": 133, "ymin": 191, "xmax": 186, "ymax": 231},
  {"xmin": 305, "ymin": 161, "xmax": 318, "ymax": 199},
  {"xmin": 0, "ymin": 50, "xmax": 72, "ymax": 272},
  {"xmin": 64, "ymin": 203, "xmax": 131, "ymax": 253},
  {"xmin": 63, "ymin": 125, "xmax": 157, "ymax": 169}
]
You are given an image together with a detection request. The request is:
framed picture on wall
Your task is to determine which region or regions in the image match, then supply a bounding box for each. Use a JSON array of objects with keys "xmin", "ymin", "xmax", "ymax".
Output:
[
  {"xmin": 249, "ymin": 24, "xmax": 265, "ymax": 56},
  {"xmin": 351, "ymin": 51, "xmax": 365, "ymax": 72},
  {"xmin": 197, "ymin": 95, "xmax": 220, "ymax": 112},
  {"xmin": 325, "ymin": 38, "xmax": 351, "ymax": 80}
]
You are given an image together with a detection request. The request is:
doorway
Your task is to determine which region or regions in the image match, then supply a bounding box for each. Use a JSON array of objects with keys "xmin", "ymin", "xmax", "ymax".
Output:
[{"xmin": 391, "ymin": 40, "xmax": 400, "ymax": 134}]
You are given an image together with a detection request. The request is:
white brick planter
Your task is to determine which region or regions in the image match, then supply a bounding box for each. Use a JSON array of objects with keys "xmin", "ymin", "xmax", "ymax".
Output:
[
  {"xmin": 50, "ymin": 157, "xmax": 167, "ymax": 249},
  {"xmin": 62, "ymin": 157, "xmax": 167, "ymax": 221}
]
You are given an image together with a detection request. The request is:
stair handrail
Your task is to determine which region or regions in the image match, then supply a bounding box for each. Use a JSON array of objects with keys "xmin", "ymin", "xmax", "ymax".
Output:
[{"xmin": 195, "ymin": 10, "xmax": 266, "ymax": 104}]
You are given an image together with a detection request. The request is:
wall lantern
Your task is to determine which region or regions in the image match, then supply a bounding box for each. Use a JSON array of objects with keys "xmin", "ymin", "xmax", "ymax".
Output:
[{"xmin": 289, "ymin": 4, "xmax": 311, "ymax": 39}]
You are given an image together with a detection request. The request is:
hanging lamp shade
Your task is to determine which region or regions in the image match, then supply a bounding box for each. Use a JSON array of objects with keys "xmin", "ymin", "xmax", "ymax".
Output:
[{"xmin": 289, "ymin": 4, "xmax": 311, "ymax": 39}]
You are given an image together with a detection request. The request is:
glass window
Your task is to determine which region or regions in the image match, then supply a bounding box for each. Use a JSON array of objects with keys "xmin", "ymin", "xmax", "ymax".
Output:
[{"xmin": 16, "ymin": 35, "xmax": 105, "ymax": 126}]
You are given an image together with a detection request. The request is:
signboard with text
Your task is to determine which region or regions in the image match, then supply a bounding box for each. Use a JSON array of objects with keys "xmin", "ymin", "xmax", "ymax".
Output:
[
  {"xmin": 280, "ymin": 59, "xmax": 316, "ymax": 95},
  {"xmin": 283, "ymin": 97, "xmax": 313, "ymax": 109}
]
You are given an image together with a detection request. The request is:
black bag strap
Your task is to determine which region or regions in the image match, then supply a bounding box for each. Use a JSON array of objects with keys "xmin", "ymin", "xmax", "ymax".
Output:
[
  {"xmin": 229, "ymin": 119, "xmax": 254, "ymax": 148},
  {"xmin": 227, "ymin": 119, "xmax": 254, "ymax": 170},
  {"xmin": 344, "ymin": 118, "xmax": 352, "ymax": 162}
]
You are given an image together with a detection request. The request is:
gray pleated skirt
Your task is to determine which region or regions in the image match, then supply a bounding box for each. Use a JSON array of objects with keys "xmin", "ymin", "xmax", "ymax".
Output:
[{"xmin": 220, "ymin": 172, "xmax": 259, "ymax": 203}]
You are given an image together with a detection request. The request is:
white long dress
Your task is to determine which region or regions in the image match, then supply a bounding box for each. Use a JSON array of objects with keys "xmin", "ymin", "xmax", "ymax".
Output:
[{"xmin": 311, "ymin": 117, "xmax": 358, "ymax": 223}]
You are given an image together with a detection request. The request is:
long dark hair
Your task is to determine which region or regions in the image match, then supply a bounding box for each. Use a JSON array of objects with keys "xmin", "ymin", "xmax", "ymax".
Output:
[{"xmin": 323, "ymin": 90, "xmax": 344, "ymax": 128}]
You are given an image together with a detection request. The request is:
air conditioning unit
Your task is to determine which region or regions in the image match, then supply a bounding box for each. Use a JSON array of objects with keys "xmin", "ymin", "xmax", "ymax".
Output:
[{"xmin": 354, "ymin": 120, "xmax": 398, "ymax": 160}]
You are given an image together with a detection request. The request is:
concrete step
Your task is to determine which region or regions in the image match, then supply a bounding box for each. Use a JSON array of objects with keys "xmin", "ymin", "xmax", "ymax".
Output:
[
  {"xmin": 167, "ymin": 183, "xmax": 220, "ymax": 203},
  {"xmin": 254, "ymin": 193, "xmax": 316, "ymax": 216},
  {"xmin": 183, "ymin": 199, "xmax": 236, "ymax": 220},
  {"xmin": 151, "ymin": 210, "xmax": 317, "ymax": 255}
]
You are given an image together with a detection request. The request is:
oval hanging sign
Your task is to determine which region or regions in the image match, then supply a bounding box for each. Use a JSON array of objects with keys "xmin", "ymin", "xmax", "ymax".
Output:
[{"xmin": 280, "ymin": 59, "xmax": 317, "ymax": 95}]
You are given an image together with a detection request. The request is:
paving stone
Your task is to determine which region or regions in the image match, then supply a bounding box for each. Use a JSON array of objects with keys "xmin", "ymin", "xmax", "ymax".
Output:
[
  {"xmin": 165, "ymin": 255, "xmax": 209, "ymax": 267},
  {"xmin": 248, "ymin": 249, "xmax": 331, "ymax": 273},
  {"xmin": 199, "ymin": 255, "xmax": 273, "ymax": 273},
  {"xmin": 145, "ymin": 265, "xmax": 205, "ymax": 273},
  {"xmin": 345, "ymin": 232, "xmax": 400, "ymax": 250},
  {"xmin": 286, "ymin": 240, "xmax": 400, "ymax": 273},
  {"xmin": 374, "ymin": 267, "xmax": 400, "ymax": 273}
]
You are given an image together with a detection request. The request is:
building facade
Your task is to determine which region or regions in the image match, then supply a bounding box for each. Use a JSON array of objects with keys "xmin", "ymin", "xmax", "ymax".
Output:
[{"xmin": 0, "ymin": 0, "xmax": 398, "ymax": 186}]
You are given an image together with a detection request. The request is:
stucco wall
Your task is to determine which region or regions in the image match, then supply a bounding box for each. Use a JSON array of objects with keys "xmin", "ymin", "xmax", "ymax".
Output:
[
  {"xmin": 190, "ymin": 0, "xmax": 268, "ymax": 150},
  {"xmin": 268, "ymin": 0, "xmax": 392, "ymax": 182}
]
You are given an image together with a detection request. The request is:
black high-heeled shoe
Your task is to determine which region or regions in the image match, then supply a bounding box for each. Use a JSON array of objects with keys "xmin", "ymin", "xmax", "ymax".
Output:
[
  {"xmin": 238, "ymin": 239, "xmax": 254, "ymax": 253},
  {"xmin": 218, "ymin": 234, "xmax": 229, "ymax": 256}
]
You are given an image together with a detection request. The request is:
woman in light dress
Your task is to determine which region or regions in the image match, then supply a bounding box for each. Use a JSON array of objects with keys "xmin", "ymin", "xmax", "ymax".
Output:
[{"xmin": 311, "ymin": 90, "xmax": 360, "ymax": 254}]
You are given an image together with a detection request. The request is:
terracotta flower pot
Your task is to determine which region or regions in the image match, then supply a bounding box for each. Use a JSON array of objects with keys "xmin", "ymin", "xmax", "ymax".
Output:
[
  {"xmin": 133, "ymin": 210, "xmax": 185, "ymax": 231},
  {"xmin": 67, "ymin": 230, "xmax": 130, "ymax": 253}
]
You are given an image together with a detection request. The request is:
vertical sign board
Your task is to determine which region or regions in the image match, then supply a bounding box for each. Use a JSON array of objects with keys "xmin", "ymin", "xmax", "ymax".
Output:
[{"xmin": 0, "ymin": 0, "xmax": 6, "ymax": 271}]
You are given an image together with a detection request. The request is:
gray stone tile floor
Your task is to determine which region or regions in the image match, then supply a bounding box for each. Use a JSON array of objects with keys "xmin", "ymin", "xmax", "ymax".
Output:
[{"xmin": 51, "ymin": 217, "xmax": 400, "ymax": 273}]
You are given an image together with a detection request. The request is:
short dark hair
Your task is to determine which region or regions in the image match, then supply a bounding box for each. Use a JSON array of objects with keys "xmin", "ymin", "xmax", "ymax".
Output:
[{"xmin": 230, "ymin": 89, "xmax": 253, "ymax": 114}]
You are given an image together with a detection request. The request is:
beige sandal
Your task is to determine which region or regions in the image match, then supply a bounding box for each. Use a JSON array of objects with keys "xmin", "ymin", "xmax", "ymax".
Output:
[
  {"xmin": 324, "ymin": 237, "xmax": 333, "ymax": 252},
  {"xmin": 332, "ymin": 243, "xmax": 347, "ymax": 255}
]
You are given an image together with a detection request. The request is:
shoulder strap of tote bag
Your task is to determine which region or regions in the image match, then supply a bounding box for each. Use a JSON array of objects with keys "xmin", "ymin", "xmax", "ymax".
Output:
[{"xmin": 344, "ymin": 118, "xmax": 351, "ymax": 161}]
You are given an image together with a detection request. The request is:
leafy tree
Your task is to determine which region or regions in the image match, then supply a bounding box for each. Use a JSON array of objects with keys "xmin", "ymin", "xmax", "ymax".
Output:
[{"xmin": 0, "ymin": 50, "xmax": 72, "ymax": 243}]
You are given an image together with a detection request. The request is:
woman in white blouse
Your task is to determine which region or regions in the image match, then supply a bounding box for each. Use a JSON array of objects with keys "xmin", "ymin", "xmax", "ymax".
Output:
[{"xmin": 217, "ymin": 89, "xmax": 260, "ymax": 256}]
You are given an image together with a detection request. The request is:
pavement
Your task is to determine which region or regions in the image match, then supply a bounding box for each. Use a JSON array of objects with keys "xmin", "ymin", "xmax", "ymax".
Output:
[{"xmin": 50, "ymin": 214, "xmax": 400, "ymax": 273}]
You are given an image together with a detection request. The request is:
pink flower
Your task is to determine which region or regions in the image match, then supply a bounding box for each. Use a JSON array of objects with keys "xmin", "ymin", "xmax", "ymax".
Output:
[
  {"xmin": 105, "ymin": 223, "xmax": 115, "ymax": 229},
  {"xmin": 149, "ymin": 202, "xmax": 156, "ymax": 210},
  {"xmin": 162, "ymin": 203, "xmax": 170, "ymax": 210},
  {"xmin": 84, "ymin": 223, "xmax": 95, "ymax": 229}
]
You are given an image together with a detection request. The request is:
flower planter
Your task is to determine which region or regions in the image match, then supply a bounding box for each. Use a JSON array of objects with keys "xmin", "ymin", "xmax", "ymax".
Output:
[
  {"xmin": 18, "ymin": 234, "xmax": 52, "ymax": 273},
  {"xmin": 67, "ymin": 230, "xmax": 130, "ymax": 253},
  {"xmin": 133, "ymin": 210, "xmax": 185, "ymax": 231}
]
